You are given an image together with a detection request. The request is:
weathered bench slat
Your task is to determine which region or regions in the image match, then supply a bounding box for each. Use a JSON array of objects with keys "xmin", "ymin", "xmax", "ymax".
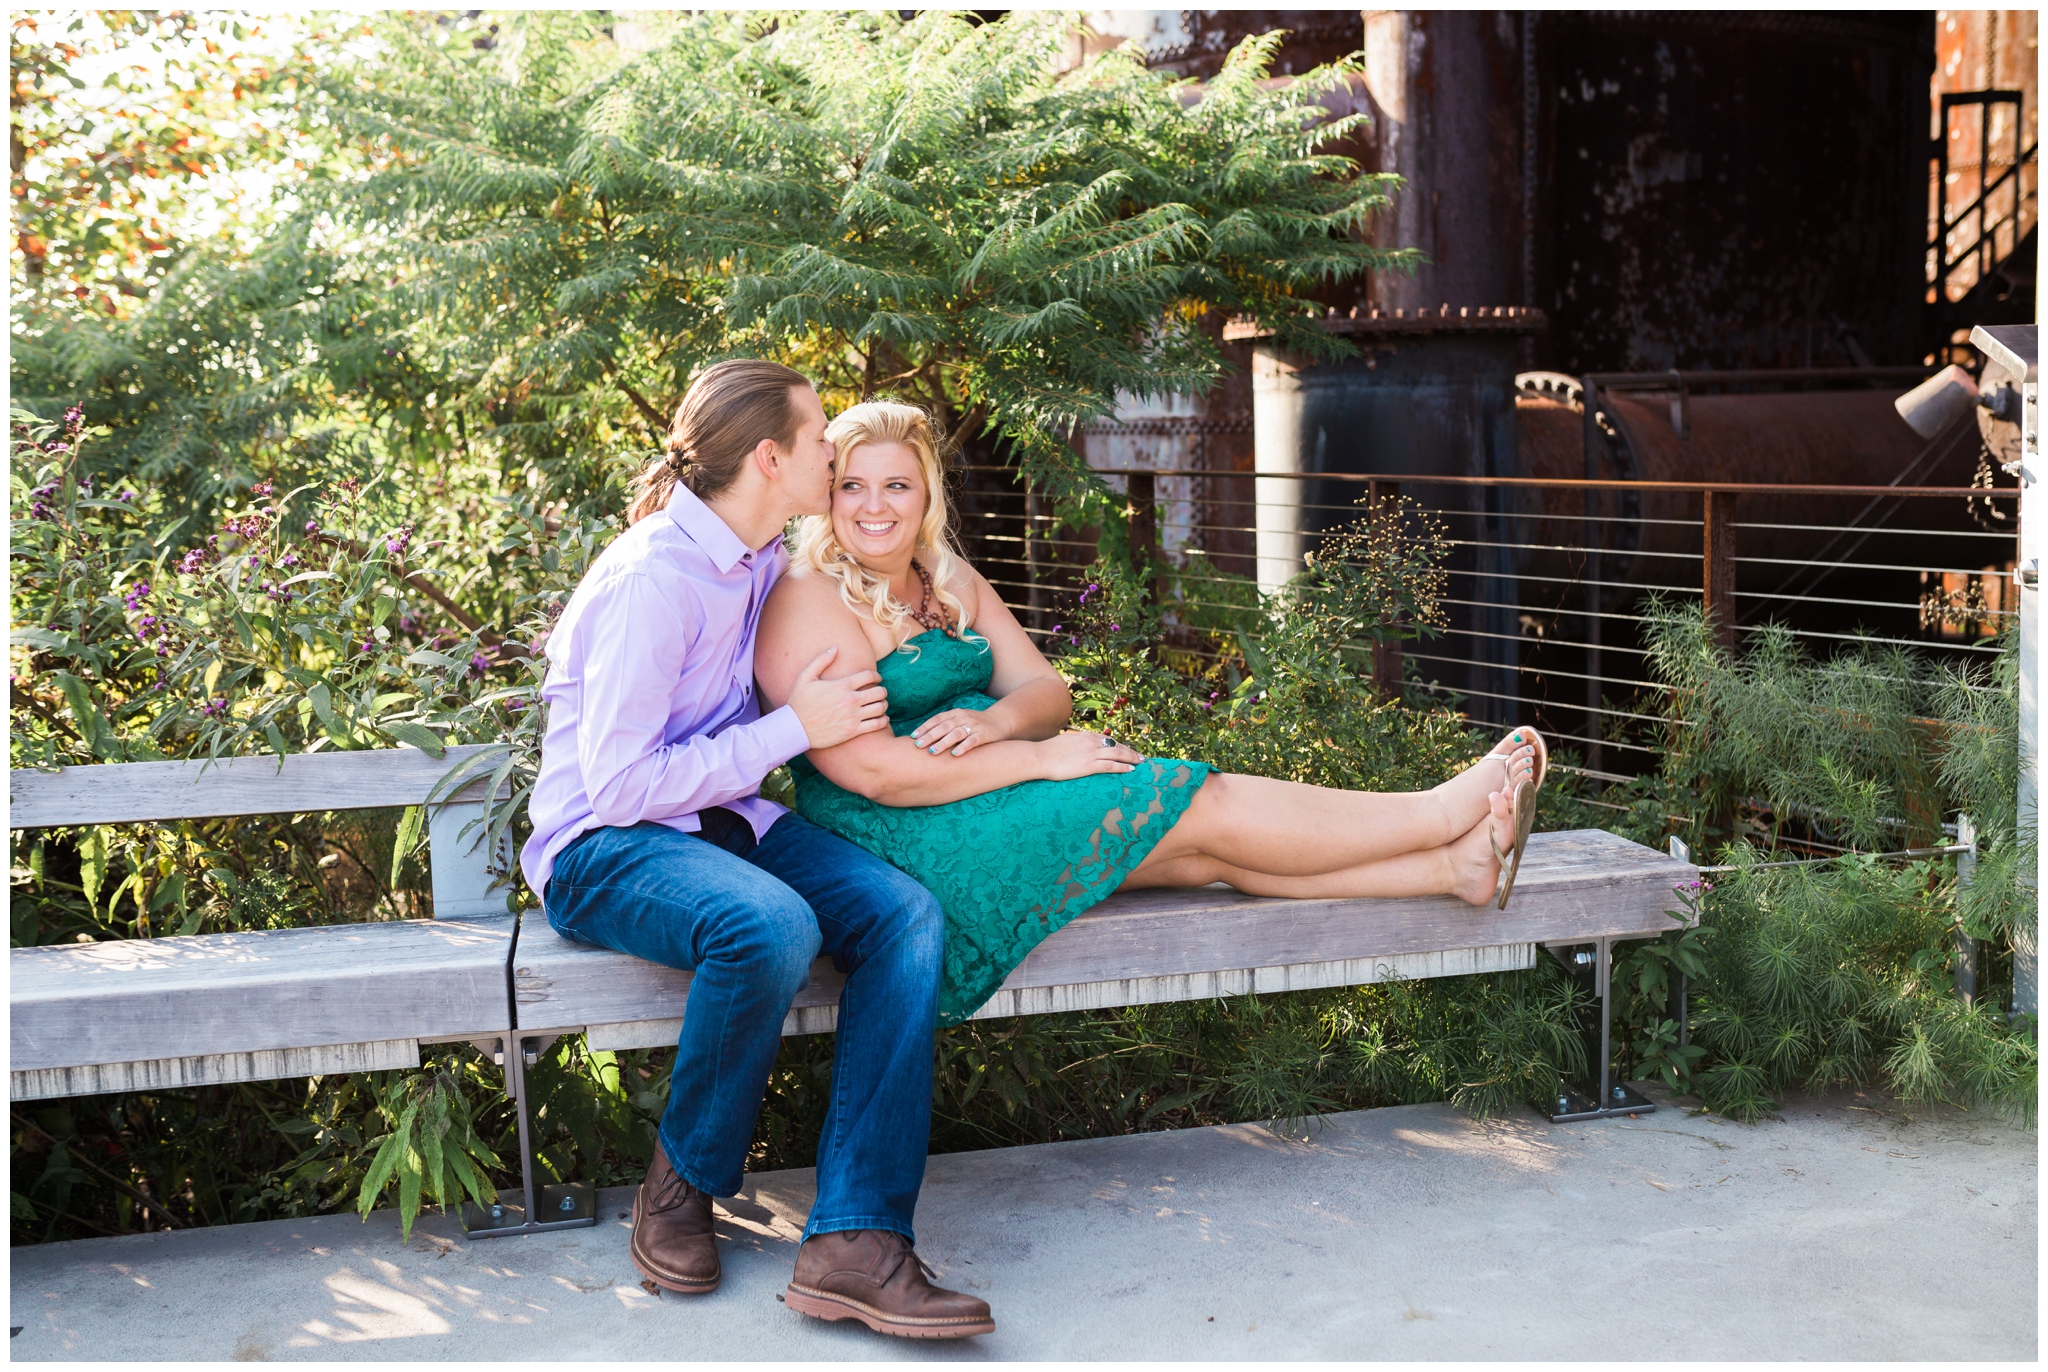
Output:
[
  {"xmin": 580, "ymin": 944, "xmax": 1540, "ymax": 1048},
  {"xmin": 10, "ymin": 745, "xmax": 513, "ymax": 920},
  {"xmin": 11, "ymin": 1040, "xmax": 424, "ymax": 1103},
  {"xmin": 9, "ymin": 915, "xmax": 515, "ymax": 1093},
  {"xmin": 7, "ymin": 744, "xmax": 502, "ymax": 829},
  {"xmin": 515, "ymin": 829, "xmax": 1691, "ymax": 1047}
]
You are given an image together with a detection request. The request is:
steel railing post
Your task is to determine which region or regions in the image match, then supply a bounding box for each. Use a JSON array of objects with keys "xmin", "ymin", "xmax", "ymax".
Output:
[
  {"xmin": 1581, "ymin": 376, "xmax": 1604, "ymax": 774},
  {"xmin": 1956, "ymin": 812, "xmax": 1979, "ymax": 1006},
  {"xmin": 1127, "ymin": 470, "xmax": 1159, "ymax": 605},
  {"xmin": 1702, "ymin": 488, "xmax": 1738, "ymax": 656}
]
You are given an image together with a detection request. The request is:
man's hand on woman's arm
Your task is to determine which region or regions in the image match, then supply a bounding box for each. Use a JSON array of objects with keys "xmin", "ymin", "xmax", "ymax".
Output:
[{"xmin": 786, "ymin": 646, "xmax": 891, "ymax": 749}]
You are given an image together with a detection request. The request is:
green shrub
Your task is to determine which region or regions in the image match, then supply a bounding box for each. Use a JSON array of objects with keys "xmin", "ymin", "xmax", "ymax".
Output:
[
  {"xmin": 1598, "ymin": 602, "xmax": 2037, "ymax": 1125},
  {"xmin": 1667, "ymin": 851, "xmax": 2036, "ymax": 1125}
]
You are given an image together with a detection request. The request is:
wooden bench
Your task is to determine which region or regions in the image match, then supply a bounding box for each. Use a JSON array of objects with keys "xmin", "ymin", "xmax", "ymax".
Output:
[
  {"xmin": 8, "ymin": 749, "xmax": 517, "ymax": 1105},
  {"xmin": 11, "ymin": 749, "xmax": 1697, "ymax": 1243},
  {"xmin": 516, "ymin": 825, "xmax": 1694, "ymax": 1113}
]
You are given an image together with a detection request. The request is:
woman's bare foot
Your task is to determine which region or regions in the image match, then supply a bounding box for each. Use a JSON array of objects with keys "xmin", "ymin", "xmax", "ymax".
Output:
[
  {"xmin": 1447, "ymin": 788, "xmax": 1519, "ymax": 906},
  {"xmin": 1482, "ymin": 728, "xmax": 1545, "ymax": 789},
  {"xmin": 1482, "ymin": 724, "xmax": 1540, "ymax": 790},
  {"xmin": 1435, "ymin": 736, "xmax": 1538, "ymax": 838}
]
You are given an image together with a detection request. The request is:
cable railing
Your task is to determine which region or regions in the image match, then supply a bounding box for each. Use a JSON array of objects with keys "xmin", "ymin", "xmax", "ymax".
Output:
[{"xmin": 954, "ymin": 463, "xmax": 2020, "ymax": 782}]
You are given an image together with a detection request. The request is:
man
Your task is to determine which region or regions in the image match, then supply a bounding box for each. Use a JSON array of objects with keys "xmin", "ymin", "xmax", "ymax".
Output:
[{"xmin": 520, "ymin": 359, "xmax": 993, "ymax": 1339}]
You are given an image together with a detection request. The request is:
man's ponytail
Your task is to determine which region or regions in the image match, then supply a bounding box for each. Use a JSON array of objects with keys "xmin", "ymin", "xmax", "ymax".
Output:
[{"xmin": 626, "ymin": 359, "xmax": 813, "ymax": 525}]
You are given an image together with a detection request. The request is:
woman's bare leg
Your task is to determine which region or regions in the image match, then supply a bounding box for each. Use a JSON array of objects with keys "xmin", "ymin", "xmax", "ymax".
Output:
[
  {"xmin": 1129, "ymin": 730, "xmax": 1538, "ymax": 880},
  {"xmin": 1122, "ymin": 790, "xmax": 1515, "ymax": 907}
]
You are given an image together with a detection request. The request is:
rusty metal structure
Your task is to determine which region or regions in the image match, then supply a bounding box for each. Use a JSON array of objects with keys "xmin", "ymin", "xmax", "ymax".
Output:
[
  {"xmin": 1930, "ymin": 11, "xmax": 2040, "ymax": 358},
  {"xmin": 1007, "ymin": 11, "xmax": 2038, "ymax": 726},
  {"xmin": 1538, "ymin": 12, "xmax": 1936, "ymax": 374}
]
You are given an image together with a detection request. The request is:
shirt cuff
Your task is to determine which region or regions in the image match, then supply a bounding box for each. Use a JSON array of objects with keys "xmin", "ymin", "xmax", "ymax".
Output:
[{"xmin": 755, "ymin": 703, "xmax": 812, "ymax": 767}]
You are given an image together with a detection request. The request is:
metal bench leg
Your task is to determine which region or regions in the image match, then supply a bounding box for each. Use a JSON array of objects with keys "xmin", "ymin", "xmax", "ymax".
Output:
[
  {"xmin": 458, "ymin": 1033, "xmax": 598, "ymax": 1239},
  {"xmin": 1543, "ymin": 936, "xmax": 1657, "ymax": 1123}
]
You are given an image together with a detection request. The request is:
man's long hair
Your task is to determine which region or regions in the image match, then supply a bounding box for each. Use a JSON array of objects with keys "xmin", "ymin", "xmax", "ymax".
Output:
[{"xmin": 626, "ymin": 359, "xmax": 812, "ymax": 524}]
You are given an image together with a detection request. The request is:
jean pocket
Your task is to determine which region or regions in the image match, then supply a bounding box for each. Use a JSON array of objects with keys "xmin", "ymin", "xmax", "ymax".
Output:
[{"xmin": 542, "ymin": 887, "xmax": 599, "ymax": 947}]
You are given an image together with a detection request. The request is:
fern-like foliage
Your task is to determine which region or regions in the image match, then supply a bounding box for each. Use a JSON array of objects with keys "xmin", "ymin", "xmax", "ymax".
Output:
[
  {"xmin": 312, "ymin": 10, "xmax": 1415, "ymax": 493},
  {"xmin": 1643, "ymin": 599, "xmax": 1953, "ymax": 851}
]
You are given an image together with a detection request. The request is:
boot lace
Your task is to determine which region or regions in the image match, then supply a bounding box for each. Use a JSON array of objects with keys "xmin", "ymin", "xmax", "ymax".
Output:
[
  {"xmin": 876, "ymin": 1231, "xmax": 940, "ymax": 1285},
  {"xmin": 647, "ymin": 1162, "xmax": 700, "ymax": 1217}
]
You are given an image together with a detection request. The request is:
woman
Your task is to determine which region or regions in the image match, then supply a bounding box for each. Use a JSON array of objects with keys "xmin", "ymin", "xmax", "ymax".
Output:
[{"xmin": 754, "ymin": 401, "xmax": 1544, "ymax": 1026}]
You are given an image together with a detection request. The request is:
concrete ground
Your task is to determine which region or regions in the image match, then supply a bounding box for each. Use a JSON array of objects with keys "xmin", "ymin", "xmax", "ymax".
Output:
[{"xmin": 9, "ymin": 1084, "xmax": 2036, "ymax": 1362}]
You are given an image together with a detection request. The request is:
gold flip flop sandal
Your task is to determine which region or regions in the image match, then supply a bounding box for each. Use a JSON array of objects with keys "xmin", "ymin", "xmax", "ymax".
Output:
[
  {"xmin": 1493, "ymin": 774, "xmax": 1538, "ymax": 909},
  {"xmin": 1489, "ymin": 729, "xmax": 1546, "ymax": 910}
]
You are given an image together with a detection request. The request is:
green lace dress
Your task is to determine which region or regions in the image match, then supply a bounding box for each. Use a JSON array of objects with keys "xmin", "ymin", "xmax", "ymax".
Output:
[{"xmin": 790, "ymin": 629, "xmax": 1210, "ymax": 1025}]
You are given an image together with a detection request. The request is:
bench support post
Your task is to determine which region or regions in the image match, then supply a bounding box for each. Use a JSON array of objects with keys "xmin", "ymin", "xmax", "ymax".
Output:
[
  {"xmin": 1543, "ymin": 936, "xmax": 1658, "ymax": 1122},
  {"xmin": 457, "ymin": 1033, "xmax": 598, "ymax": 1239}
]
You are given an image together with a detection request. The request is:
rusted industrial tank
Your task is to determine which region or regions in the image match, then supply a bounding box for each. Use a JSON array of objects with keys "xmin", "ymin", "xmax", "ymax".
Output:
[
  {"xmin": 1540, "ymin": 12, "xmax": 1933, "ymax": 372},
  {"xmin": 1514, "ymin": 371, "xmax": 1996, "ymax": 634},
  {"xmin": 1243, "ymin": 310, "xmax": 1545, "ymax": 709}
]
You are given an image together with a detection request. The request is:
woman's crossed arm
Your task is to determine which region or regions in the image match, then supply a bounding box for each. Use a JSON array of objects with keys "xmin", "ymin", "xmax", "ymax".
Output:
[{"xmin": 755, "ymin": 569, "xmax": 1139, "ymax": 808}]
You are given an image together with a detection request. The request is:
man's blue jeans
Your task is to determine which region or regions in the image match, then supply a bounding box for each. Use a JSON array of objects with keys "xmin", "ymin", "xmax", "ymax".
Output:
[{"xmin": 543, "ymin": 812, "xmax": 944, "ymax": 1243}]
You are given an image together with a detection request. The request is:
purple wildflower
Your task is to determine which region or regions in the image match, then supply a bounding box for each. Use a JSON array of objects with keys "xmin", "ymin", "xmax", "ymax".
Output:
[
  {"xmin": 251, "ymin": 481, "xmax": 274, "ymax": 497},
  {"xmin": 467, "ymin": 652, "xmax": 490, "ymax": 679},
  {"xmin": 62, "ymin": 405, "xmax": 83, "ymax": 434}
]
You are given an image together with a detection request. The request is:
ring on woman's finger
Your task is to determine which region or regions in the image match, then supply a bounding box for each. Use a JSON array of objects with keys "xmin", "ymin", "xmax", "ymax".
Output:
[{"xmin": 1101, "ymin": 735, "xmax": 1118, "ymax": 748}]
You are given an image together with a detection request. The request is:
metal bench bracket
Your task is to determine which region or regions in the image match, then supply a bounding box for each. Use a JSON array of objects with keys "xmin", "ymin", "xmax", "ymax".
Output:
[
  {"xmin": 459, "ymin": 1032, "xmax": 597, "ymax": 1239},
  {"xmin": 1542, "ymin": 936, "xmax": 1659, "ymax": 1123}
]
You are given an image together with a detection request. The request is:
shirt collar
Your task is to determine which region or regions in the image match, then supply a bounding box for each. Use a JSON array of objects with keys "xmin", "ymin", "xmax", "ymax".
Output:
[{"xmin": 665, "ymin": 483, "xmax": 764, "ymax": 574}]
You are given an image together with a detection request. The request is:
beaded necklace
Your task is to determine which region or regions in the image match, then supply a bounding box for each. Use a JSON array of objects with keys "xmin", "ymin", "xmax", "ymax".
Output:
[{"xmin": 905, "ymin": 557, "xmax": 952, "ymax": 634}]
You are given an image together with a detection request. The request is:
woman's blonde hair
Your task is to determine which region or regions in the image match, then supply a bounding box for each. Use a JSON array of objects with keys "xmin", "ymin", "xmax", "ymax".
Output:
[{"xmin": 794, "ymin": 400, "xmax": 974, "ymax": 643}]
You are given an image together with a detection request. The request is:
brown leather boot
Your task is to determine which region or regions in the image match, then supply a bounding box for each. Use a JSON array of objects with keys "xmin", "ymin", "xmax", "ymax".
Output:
[
  {"xmin": 784, "ymin": 1230, "xmax": 994, "ymax": 1339},
  {"xmin": 629, "ymin": 1147, "xmax": 720, "ymax": 1294}
]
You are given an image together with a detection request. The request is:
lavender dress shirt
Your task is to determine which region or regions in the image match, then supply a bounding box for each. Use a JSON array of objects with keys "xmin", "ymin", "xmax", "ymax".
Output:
[{"xmin": 519, "ymin": 484, "xmax": 812, "ymax": 901}]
